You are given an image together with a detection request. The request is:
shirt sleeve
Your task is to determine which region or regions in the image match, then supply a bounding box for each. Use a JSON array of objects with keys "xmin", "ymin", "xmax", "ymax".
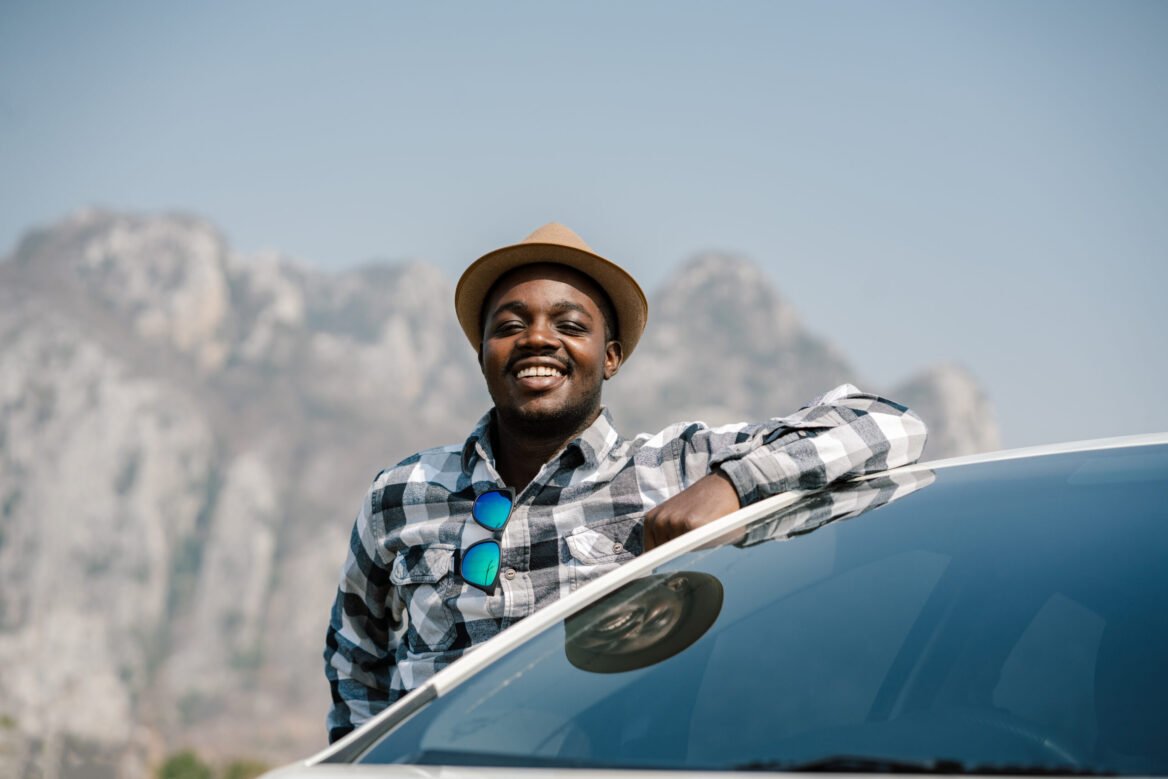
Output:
[
  {"xmin": 323, "ymin": 482, "xmax": 404, "ymax": 744},
  {"xmin": 679, "ymin": 383, "xmax": 928, "ymax": 506}
]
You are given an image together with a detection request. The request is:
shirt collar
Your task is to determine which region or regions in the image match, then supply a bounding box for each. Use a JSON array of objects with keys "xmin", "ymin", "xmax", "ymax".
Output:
[
  {"xmin": 461, "ymin": 410, "xmax": 496, "ymax": 474},
  {"xmin": 460, "ymin": 407, "xmax": 623, "ymax": 475},
  {"xmin": 570, "ymin": 407, "xmax": 622, "ymax": 468}
]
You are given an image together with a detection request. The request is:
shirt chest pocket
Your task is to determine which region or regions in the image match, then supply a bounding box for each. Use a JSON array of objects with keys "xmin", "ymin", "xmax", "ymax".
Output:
[
  {"xmin": 390, "ymin": 543, "xmax": 460, "ymax": 653},
  {"xmin": 565, "ymin": 515, "xmax": 641, "ymax": 592}
]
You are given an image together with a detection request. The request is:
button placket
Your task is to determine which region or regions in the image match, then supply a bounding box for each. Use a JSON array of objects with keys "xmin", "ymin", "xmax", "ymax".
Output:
[{"xmin": 500, "ymin": 502, "xmax": 532, "ymax": 619}]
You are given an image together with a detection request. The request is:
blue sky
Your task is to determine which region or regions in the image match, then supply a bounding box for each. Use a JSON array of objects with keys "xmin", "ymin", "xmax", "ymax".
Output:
[{"xmin": 2, "ymin": 1, "xmax": 1165, "ymax": 446}]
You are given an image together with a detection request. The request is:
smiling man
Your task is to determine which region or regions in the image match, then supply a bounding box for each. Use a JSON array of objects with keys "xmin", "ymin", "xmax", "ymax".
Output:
[{"xmin": 323, "ymin": 223, "xmax": 928, "ymax": 743}]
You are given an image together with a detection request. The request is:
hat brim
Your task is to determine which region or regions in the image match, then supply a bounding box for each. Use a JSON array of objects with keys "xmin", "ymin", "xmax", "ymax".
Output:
[{"xmin": 455, "ymin": 241, "xmax": 648, "ymax": 358}]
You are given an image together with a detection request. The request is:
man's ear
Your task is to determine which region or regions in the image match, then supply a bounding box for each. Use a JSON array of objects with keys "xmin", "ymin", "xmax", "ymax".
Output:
[{"xmin": 603, "ymin": 340, "xmax": 623, "ymax": 380}]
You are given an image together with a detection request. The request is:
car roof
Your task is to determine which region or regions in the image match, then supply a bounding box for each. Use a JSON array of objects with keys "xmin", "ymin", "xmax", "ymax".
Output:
[
  {"xmin": 308, "ymin": 432, "xmax": 1168, "ymax": 767},
  {"xmin": 879, "ymin": 431, "xmax": 1168, "ymax": 475}
]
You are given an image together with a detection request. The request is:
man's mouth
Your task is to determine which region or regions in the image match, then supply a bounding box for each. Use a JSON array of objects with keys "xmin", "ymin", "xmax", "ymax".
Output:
[
  {"xmin": 515, "ymin": 365, "xmax": 565, "ymax": 379},
  {"xmin": 512, "ymin": 362, "xmax": 569, "ymax": 391}
]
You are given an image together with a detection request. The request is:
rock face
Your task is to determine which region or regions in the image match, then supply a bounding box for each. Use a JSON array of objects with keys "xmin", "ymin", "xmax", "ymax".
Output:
[
  {"xmin": 607, "ymin": 254, "xmax": 854, "ymax": 432},
  {"xmin": 892, "ymin": 364, "xmax": 1001, "ymax": 458},
  {"xmin": 607, "ymin": 254, "xmax": 997, "ymax": 458},
  {"xmin": 0, "ymin": 210, "xmax": 487, "ymax": 778},
  {"xmin": 0, "ymin": 210, "xmax": 998, "ymax": 777}
]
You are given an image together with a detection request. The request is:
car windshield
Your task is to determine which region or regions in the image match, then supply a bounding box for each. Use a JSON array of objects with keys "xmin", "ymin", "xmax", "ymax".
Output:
[{"xmin": 359, "ymin": 445, "xmax": 1168, "ymax": 775}]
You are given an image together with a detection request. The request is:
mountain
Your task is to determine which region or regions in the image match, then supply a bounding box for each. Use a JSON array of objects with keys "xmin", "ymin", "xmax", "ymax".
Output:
[
  {"xmin": 0, "ymin": 210, "xmax": 998, "ymax": 778},
  {"xmin": 891, "ymin": 363, "xmax": 1000, "ymax": 457},
  {"xmin": 606, "ymin": 253, "xmax": 855, "ymax": 430},
  {"xmin": 605, "ymin": 253, "xmax": 998, "ymax": 456}
]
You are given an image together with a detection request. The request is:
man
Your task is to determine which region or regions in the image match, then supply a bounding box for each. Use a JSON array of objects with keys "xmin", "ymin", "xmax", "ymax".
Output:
[{"xmin": 324, "ymin": 223, "xmax": 927, "ymax": 743}]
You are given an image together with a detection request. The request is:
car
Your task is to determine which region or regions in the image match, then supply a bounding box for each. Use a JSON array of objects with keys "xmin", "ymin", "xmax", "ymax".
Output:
[{"xmin": 269, "ymin": 433, "xmax": 1168, "ymax": 777}]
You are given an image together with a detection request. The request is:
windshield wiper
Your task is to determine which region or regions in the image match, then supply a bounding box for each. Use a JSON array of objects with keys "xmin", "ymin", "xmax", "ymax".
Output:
[
  {"xmin": 398, "ymin": 749, "xmax": 601, "ymax": 769},
  {"xmin": 735, "ymin": 755, "xmax": 1115, "ymax": 775}
]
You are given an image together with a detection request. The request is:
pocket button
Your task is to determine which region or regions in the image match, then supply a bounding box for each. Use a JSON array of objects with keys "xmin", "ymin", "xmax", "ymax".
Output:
[
  {"xmin": 504, "ymin": 568, "xmax": 516, "ymax": 580},
  {"xmin": 612, "ymin": 543, "xmax": 623, "ymax": 554}
]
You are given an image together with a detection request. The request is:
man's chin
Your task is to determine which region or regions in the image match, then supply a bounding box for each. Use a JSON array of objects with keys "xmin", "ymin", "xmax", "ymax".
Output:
[{"xmin": 497, "ymin": 400, "xmax": 599, "ymax": 439}]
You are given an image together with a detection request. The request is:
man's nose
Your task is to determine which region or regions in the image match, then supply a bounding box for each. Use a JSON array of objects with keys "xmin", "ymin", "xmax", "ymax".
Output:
[{"xmin": 517, "ymin": 319, "xmax": 558, "ymax": 350}]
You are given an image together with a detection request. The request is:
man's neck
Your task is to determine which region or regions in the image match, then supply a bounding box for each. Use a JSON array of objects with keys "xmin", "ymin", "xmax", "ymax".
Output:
[{"xmin": 491, "ymin": 409, "xmax": 601, "ymax": 492}]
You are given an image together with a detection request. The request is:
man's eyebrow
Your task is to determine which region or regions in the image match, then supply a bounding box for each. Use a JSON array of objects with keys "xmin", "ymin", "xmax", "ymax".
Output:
[
  {"xmin": 548, "ymin": 300, "xmax": 593, "ymax": 318},
  {"xmin": 488, "ymin": 300, "xmax": 530, "ymax": 319},
  {"xmin": 487, "ymin": 300, "xmax": 594, "ymax": 319}
]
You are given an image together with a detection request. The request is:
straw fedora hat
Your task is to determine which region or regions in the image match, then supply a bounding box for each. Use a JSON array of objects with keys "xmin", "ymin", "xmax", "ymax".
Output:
[{"xmin": 454, "ymin": 223, "xmax": 649, "ymax": 358}]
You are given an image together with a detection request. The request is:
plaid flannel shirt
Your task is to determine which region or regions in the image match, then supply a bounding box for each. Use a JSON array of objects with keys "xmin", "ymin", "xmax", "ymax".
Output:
[{"xmin": 323, "ymin": 383, "xmax": 927, "ymax": 742}]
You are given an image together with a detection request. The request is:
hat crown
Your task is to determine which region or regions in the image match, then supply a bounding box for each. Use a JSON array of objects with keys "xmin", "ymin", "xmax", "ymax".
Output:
[{"xmin": 520, "ymin": 222, "xmax": 595, "ymax": 254}]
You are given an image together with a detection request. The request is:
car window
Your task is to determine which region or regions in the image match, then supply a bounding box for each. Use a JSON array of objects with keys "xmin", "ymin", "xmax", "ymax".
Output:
[{"xmin": 358, "ymin": 447, "xmax": 1168, "ymax": 775}]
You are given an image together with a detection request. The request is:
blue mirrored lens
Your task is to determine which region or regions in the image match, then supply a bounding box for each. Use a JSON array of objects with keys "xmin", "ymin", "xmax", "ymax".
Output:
[
  {"xmin": 462, "ymin": 541, "xmax": 500, "ymax": 588},
  {"xmin": 473, "ymin": 490, "xmax": 513, "ymax": 531}
]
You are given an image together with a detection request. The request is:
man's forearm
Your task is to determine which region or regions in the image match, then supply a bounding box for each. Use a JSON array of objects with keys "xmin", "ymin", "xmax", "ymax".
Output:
[{"xmin": 643, "ymin": 469, "xmax": 740, "ymax": 551}]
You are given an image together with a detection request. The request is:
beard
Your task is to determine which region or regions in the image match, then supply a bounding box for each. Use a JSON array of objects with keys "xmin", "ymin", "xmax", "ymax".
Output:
[{"xmin": 492, "ymin": 380, "xmax": 604, "ymax": 443}]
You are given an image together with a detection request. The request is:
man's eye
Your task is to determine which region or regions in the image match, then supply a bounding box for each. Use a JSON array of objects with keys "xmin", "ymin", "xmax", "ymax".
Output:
[
  {"xmin": 494, "ymin": 321, "xmax": 524, "ymax": 334},
  {"xmin": 559, "ymin": 321, "xmax": 588, "ymax": 334}
]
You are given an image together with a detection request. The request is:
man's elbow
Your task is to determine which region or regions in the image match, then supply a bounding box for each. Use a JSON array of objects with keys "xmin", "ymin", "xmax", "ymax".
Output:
[
  {"xmin": 896, "ymin": 409, "xmax": 928, "ymax": 467},
  {"xmin": 871, "ymin": 407, "xmax": 928, "ymax": 470}
]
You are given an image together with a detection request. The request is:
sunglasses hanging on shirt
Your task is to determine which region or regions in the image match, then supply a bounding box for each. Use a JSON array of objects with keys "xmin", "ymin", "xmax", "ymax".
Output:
[{"xmin": 460, "ymin": 487, "xmax": 515, "ymax": 593}]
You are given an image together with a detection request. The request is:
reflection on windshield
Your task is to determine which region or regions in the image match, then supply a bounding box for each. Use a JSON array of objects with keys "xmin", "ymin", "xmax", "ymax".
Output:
[
  {"xmin": 738, "ymin": 468, "xmax": 936, "ymax": 546},
  {"xmin": 565, "ymin": 571, "xmax": 724, "ymax": 674}
]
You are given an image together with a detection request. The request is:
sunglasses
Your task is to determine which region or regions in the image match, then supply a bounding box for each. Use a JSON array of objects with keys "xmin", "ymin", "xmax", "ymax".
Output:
[{"xmin": 460, "ymin": 487, "xmax": 516, "ymax": 593}]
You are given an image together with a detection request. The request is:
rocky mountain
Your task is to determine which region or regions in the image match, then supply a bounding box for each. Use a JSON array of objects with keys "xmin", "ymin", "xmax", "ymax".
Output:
[
  {"xmin": 607, "ymin": 253, "xmax": 857, "ymax": 429},
  {"xmin": 0, "ymin": 210, "xmax": 998, "ymax": 778}
]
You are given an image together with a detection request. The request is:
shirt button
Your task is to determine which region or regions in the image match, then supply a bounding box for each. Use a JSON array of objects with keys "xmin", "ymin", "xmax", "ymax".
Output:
[
  {"xmin": 612, "ymin": 543, "xmax": 623, "ymax": 554},
  {"xmin": 504, "ymin": 568, "xmax": 516, "ymax": 580}
]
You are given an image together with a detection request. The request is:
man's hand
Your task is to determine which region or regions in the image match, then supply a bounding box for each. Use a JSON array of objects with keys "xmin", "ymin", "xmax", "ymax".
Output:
[{"xmin": 643, "ymin": 470, "xmax": 742, "ymax": 551}]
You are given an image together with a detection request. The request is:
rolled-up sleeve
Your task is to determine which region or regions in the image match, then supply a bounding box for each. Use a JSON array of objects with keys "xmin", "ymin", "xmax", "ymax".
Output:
[{"xmin": 683, "ymin": 384, "xmax": 928, "ymax": 506}]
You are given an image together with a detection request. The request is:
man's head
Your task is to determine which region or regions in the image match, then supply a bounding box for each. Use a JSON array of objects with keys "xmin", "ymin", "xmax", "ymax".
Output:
[
  {"xmin": 479, "ymin": 263, "xmax": 622, "ymax": 436},
  {"xmin": 455, "ymin": 223, "xmax": 649, "ymax": 437}
]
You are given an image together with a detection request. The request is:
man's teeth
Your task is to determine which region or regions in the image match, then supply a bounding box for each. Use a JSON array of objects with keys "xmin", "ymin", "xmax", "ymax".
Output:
[{"xmin": 516, "ymin": 366, "xmax": 564, "ymax": 379}]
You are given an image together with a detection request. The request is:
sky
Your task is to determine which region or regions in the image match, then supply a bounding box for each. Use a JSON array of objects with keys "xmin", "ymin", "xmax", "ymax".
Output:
[{"xmin": 1, "ymin": 0, "xmax": 1165, "ymax": 447}]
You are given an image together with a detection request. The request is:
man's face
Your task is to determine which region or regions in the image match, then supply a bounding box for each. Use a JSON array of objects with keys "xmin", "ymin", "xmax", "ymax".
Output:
[{"xmin": 480, "ymin": 264, "xmax": 622, "ymax": 438}]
